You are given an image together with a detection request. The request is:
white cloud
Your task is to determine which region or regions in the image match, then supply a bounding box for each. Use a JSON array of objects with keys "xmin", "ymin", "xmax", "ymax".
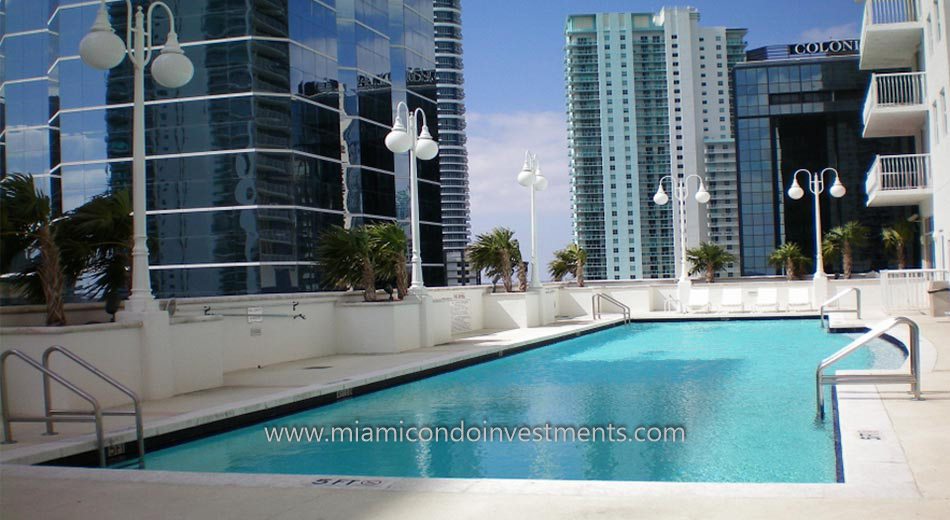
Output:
[
  {"xmin": 465, "ymin": 111, "xmax": 574, "ymax": 277},
  {"xmin": 798, "ymin": 22, "xmax": 859, "ymax": 42}
]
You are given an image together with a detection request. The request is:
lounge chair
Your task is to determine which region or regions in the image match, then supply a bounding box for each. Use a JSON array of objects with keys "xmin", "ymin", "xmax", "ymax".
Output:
[
  {"xmin": 687, "ymin": 287, "xmax": 711, "ymax": 313},
  {"xmin": 755, "ymin": 287, "xmax": 779, "ymax": 312},
  {"xmin": 720, "ymin": 287, "xmax": 744, "ymax": 312},
  {"xmin": 787, "ymin": 287, "xmax": 812, "ymax": 311}
]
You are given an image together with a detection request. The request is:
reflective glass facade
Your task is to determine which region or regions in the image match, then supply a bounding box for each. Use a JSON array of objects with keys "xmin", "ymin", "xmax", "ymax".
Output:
[
  {"xmin": 734, "ymin": 53, "xmax": 916, "ymax": 275},
  {"xmin": 0, "ymin": 0, "xmax": 443, "ymax": 297}
]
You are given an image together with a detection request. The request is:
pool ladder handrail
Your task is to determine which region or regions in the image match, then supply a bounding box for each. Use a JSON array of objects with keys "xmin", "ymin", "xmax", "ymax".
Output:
[
  {"xmin": 820, "ymin": 288, "xmax": 862, "ymax": 329},
  {"xmin": 662, "ymin": 293, "xmax": 680, "ymax": 312},
  {"xmin": 0, "ymin": 346, "xmax": 145, "ymax": 467},
  {"xmin": 592, "ymin": 293, "xmax": 631, "ymax": 323},
  {"xmin": 815, "ymin": 316, "xmax": 921, "ymax": 419}
]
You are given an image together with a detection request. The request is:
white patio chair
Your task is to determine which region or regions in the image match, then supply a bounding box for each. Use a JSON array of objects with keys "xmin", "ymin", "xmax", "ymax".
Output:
[
  {"xmin": 787, "ymin": 286, "xmax": 812, "ymax": 311},
  {"xmin": 687, "ymin": 287, "xmax": 711, "ymax": 313},
  {"xmin": 755, "ymin": 287, "xmax": 779, "ymax": 312},
  {"xmin": 720, "ymin": 287, "xmax": 744, "ymax": 312}
]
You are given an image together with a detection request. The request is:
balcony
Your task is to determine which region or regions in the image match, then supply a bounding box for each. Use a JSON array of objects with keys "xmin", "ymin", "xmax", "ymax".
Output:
[
  {"xmin": 860, "ymin": 0, "xmax": 923, "ymax": 69},
  {"xmin": 863, "ymin": 72, "xmax": 928, "ymax": 137},
  {"xmin": 865, "ymin": 153, "xmax": 932, "ymax": 207}
]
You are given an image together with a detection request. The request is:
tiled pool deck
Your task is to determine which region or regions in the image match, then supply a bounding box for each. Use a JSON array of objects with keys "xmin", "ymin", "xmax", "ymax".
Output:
[{"xmin": 2, "ymin": 310, "xmax": 949, "ymax": 519}]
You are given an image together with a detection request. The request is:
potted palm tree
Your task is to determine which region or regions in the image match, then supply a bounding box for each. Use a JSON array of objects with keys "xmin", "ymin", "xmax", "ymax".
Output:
[
  {"xmin": 685, "ymin": 242, "xmax": 736, "ymax": 283},
  {"xmin": 548, "ymin": 243, "xmax": 588, "ymax": 287},
  {"xmin": 468, "ymin": 227, "xmax": 522, "ymax": 292},
  {"xmin": 367, "ymin": 222, "xmax": 408, "ymax": 299},
  {"xmin": 768, "ymin": 243, "xmax": 810, "ymax": 280},
  {"xmin": 882, "ymin": 220, "xmax": 915, "ymax": 270},
  {"xmin": 58, "ymin": 190, "xmax": 133, "ymax": 303},
  {"xmin": 824, "ymin": 221, "xmax": 868, "ymax": 278},
  {"xmin": 316, "ymin": 225, "xmax": 377, "ymax": 302},
  {"xmin": 0, "ymin": 174, "xmax": 67, "ymax": 325}
]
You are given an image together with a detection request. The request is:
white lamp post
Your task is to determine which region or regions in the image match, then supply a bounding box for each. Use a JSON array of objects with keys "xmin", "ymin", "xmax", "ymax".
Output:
[
  {"xmin": 385, "ymin": 101, "xmax": 439, "ymax": 294},
  {"xmin": 653, "ymin": 174, "xmax": 711, "ymax": 311},
  {"xmin": 786, "ymin": 167, "xmax": 846, "ymax": 282},
  {"xmin": 517, "ymin": 151, "xmax": 549, "ymax": 290},
  {"xmin": 79, "ymin": 0, "xmax": 194, "ymax": 314}
]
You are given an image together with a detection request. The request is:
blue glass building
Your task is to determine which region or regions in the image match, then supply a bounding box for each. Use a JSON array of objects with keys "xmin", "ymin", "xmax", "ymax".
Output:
[
  {"xmin": 734, "ymin": 47, "xmax": 917, "ymax": 275},
  {"xmin": 0, "ymin": 0, "xmax": 444, "ymax": 297}
]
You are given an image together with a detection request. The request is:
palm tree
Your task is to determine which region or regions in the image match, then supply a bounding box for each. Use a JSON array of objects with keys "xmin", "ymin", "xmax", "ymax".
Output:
[
  {"xmin": 517, "ymin": 261, "xmax": 528, "ymax": 292},
  {"xmin": 882, "ymin": 220, "xmax": 915, "ymax": 269},
  {"xmin": 367, "ymin": 222, "xmax": 408, "ymax": 299},
  {"xmin": 768, "ymin": 242, "xmax": 810, "ymax": 280},
  {"xmin": 685, "ymin": 242, "xmax": 736, "ymax": 283},
  {"xmin": 825, "ymin": 221, "xmax": 868, "ymax": 278},
  {"xmin": 0, "ymin": 174, "xmax": 67, "ymax": 325},
  {"xmin": 57, "ymin": 190, "xmax": 133, "ymax": 301},
  {"xmin": 548, "ymin": 243, "xmax": 588, "ymax": 287},
  {"xmin": 316, "ymin": 225, "xmax": 377, "ymax": 302},
  {"xmin": 467, "ymin": 227, "xmax": 522, "ymax": 292},
  {"xmin": 821, "ymin": 234, "xmax": 842, "ymax": 276}
]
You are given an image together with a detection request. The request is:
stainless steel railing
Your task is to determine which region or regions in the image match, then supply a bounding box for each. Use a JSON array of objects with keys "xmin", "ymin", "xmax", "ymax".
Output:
[
  {"xmin": 816, "ymin": 316, "xmax": 921, "ymax": 419},
  {"xmin": 820, "ymin": 288, "xmax": 862, "ymax": 329},
  {"xmin": 42, "ymin": 346, "xmax": 145, "ymax": 467},
  {"xmin": 592, "ymin": 293, "xmax": 631, "ymax": 323},
  {"xmin": 0, "ymin": 347, "xmax": 146, "ymax": 467}
]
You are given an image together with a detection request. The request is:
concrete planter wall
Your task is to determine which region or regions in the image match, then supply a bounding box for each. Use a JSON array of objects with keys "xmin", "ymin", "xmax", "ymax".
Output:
[
  {"xmin": 483, "ymin": 290, "xmax": 557, "ymax": 329},
  {"xmin": 335, "ymin": 299, "xmax": 422, "ymax": 354}
]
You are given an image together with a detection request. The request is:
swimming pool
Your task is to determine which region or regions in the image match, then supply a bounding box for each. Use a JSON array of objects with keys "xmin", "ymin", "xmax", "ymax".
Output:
[{"xmin": 123, "ymin": 319, "xmax": 905, "ymax": 482}]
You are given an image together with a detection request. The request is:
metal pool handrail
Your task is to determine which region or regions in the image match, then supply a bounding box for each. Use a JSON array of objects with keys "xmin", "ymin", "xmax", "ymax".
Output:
[
  {"xmin": 592, "ymin": 293, "xmax": 631, "ymax": 323},
  {"xmin": 820, "ymin": 288, "xmax": 862, "ymax": 329},
  {"xmin": 42, "ymin": 345, "xmax": 145, "ymax": 468},
  {"xmin": 815, "ymin": 316, "xmax": 921, "ymax": 419},
  {"xmin": 1, "ymin": 349, "xmax": 107, "ymax": 467}
]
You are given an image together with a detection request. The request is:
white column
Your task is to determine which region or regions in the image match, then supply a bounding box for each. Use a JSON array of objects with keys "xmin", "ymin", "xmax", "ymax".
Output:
[
  {"xmin": 812, "ymin": 175, "xmax": 827, "ymax": 281},
  {"xmin": 408, "ymin": 113, "xmax": 426, "ymax": 294},
  {"xmin": 529, "ymin": 177, "xmax": 542, "ymax": 289},
  {"xmin": 126, "ymin": 7, "xmax": 157, "ymax": 314}
]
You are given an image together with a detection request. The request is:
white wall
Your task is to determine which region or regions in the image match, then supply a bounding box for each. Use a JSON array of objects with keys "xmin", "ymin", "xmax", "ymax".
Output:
[
  {"xmin": 171, "ymin": 295, "xmax": 339, "ymax": 372},
  {"xmin": 0, "ymin": 322, "xmax": 145, "ymax": 415}
]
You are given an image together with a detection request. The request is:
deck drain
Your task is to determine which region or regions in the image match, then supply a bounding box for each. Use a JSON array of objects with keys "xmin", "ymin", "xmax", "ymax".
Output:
[
  {"xmin": 303, "ymin": 366, "xmax": 332, "ymax": 370},
  {"xmin": 858, "ymin": 430, "xmax": 882, "ymax": 440}
]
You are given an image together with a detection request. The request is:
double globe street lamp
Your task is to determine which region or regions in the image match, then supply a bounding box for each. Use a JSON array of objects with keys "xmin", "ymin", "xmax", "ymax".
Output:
[
  {"xmin": 79, "ymin": 0, "xmax": 194, "ymax": 313},
  {"xmin": 786, "ymin": 168, "xmax": 846, "ymax": 282},
  {"xmin": 385, "ymin": 101, "xmax": 439, "ymax": 294},
  {"xmin": 653, "ymin": 175, "xmax": 711, "ymax": 311},
  {"xmin": 517, "ymin": 151, "xmax": 549, "ymax": 290}
]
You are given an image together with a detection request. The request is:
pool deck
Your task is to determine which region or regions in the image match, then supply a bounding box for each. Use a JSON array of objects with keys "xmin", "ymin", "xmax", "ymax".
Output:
[{"xmin": 2, "ymin": 310, "xmax": 950, "ymax": 519}]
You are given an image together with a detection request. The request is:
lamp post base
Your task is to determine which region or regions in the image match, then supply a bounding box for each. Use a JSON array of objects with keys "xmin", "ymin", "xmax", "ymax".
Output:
[
  {"xmin": 812, "ymin": 273, "xmax": 829, "ymax": 306},
  {"xmin": 119, "ymin": 293, "xmax": 160, "ymax": 318},
  {"xmin": 677, "ymin": 277, "xmax": 691, "ymax": 314}
]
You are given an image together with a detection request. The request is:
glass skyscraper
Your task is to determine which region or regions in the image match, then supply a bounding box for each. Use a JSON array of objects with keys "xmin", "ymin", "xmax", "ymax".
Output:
[
  {"xmin": 734, "ymin": 47, "xmax": 917, "ymax": 275},
  {"xmin": 0, "ymin": 0, "xmax": 444, "ymax": 297},
  {"xmin": 565, "ymin": 8, "xmax": 746, "ymax": 281},
  {"xmin": 433, "ymin": 0, "xmax": 472, "ymax": 286}
]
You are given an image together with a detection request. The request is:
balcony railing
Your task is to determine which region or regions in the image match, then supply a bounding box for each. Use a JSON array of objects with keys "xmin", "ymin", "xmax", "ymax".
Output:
[
  {"xmin": 867, "ymin": 72, "xmax": 926, "ymax": 109},
  {"xmin": 860, "ymin": 0, "xmax": 922, "ymax": 69},
  {"xmin": 865, "ymin": 0, "xmax": 919, "ymax": 24},
  {"xmin": 865, "ymin": 153, "xmax": 932, "ymax": 206},
  {"xmin": 863, "ymin": 72, "xmax": 927, "ymax": 137}
]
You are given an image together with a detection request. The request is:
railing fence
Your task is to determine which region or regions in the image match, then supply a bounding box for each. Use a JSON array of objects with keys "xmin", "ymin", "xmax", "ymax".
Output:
[{"xmin": 881, "ymin": 269, "xmax": 949, "ymax": 314}]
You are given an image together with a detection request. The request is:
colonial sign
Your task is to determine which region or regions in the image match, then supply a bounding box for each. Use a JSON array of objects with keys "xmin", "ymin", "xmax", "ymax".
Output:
[{"xmin": 788, "ymin": 39, "xmax": 860, "ymax": 56}]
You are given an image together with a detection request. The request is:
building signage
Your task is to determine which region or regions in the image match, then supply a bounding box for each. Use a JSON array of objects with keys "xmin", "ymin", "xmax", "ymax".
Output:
[{"xmin": 789, "ymin": 39, "xmax": 860, "ymax": 56}]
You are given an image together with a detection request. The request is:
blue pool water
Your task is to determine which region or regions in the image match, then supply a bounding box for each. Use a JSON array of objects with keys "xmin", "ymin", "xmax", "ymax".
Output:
[{"xmin": 127, "ymin": 320, "xmax": 904, "ymax": 482}]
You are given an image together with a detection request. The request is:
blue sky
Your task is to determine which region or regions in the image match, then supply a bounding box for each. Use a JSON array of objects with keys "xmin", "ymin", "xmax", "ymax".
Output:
[{"xmin": 459, "ymin": 0, "xmax": 865, "ymax": 278}]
